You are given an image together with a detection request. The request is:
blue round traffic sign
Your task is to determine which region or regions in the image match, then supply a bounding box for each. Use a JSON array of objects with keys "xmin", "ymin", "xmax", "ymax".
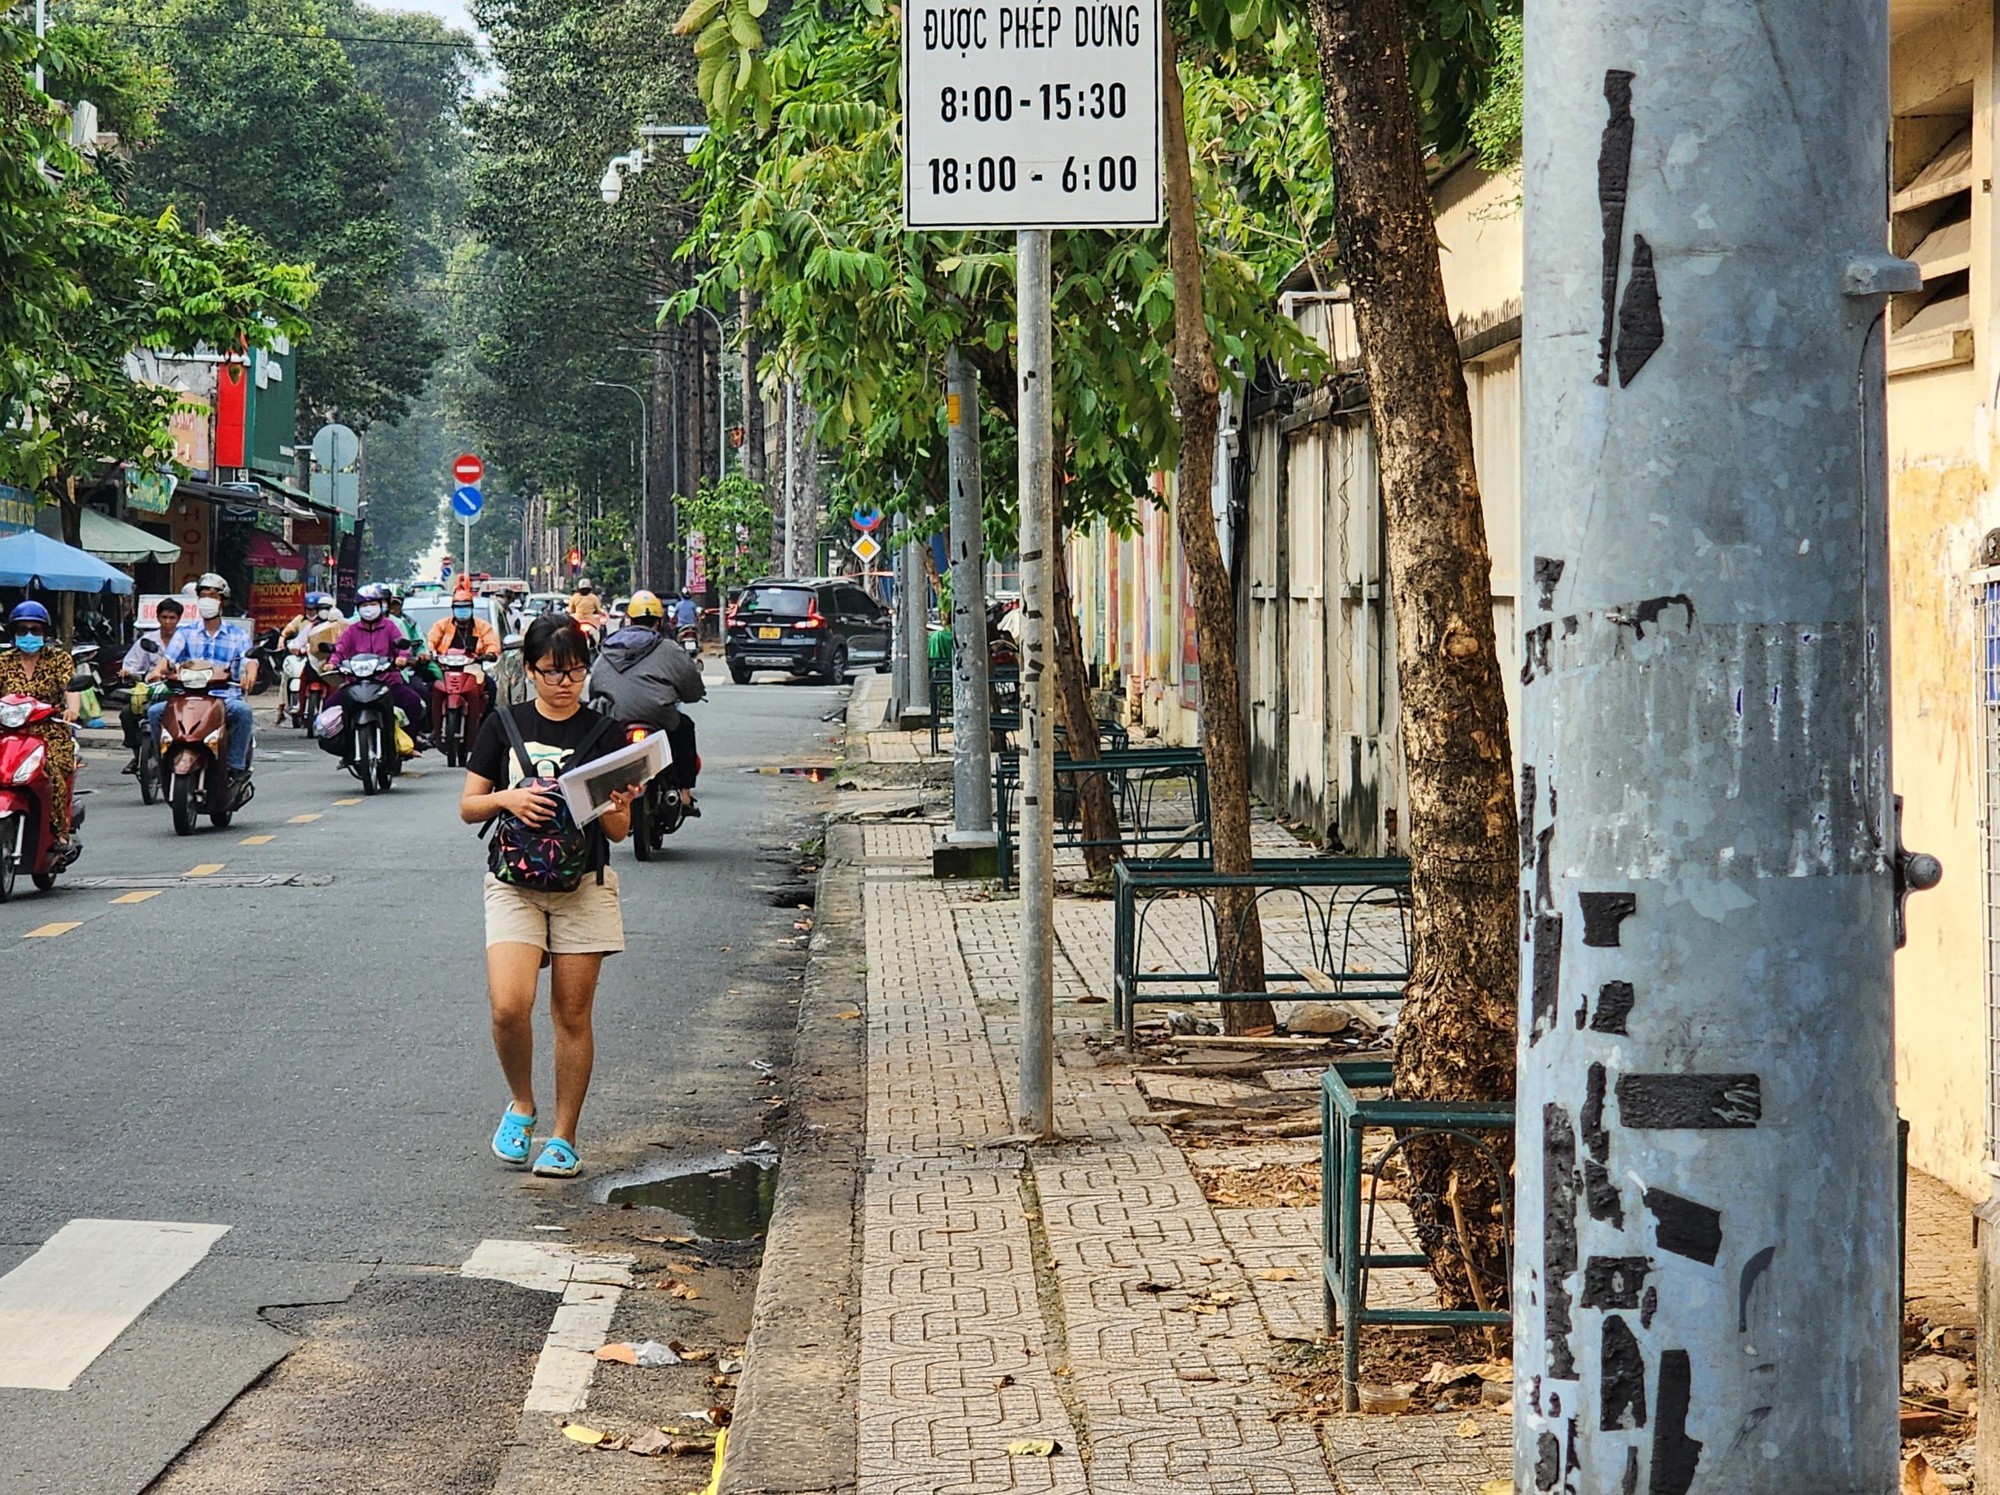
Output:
[
  {"xmin": 451, "ymin": 485, "xmax": 484, "ymax": 520},
  {"xmin": 851, "ymin": 506, "xmax": 882, "ymax": 532}
]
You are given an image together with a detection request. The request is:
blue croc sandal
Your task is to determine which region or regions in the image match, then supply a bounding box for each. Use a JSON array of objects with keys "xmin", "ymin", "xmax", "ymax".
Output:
[
  {"xmin": 492, "ymin": 1106, "xmax": 536, "ymax": 1166},
  {"xmin": 532, "ymin": 1138, "xmax": 581, "ymax": 1178}
]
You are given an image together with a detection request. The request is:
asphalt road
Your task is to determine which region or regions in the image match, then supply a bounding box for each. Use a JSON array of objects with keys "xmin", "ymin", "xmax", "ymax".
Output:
[{"xmin": 0, "ymin": 664, "xmax": 843, "ymax": 1495}]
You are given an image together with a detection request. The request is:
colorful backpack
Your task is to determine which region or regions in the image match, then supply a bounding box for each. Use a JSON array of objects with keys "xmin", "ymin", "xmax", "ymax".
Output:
[{"xmin": 481, "ymin": 708, "xmax": 614, "ymax": 892}]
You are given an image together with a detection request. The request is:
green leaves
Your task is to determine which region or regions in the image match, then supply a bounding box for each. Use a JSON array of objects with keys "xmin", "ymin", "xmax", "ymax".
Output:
[{"xmin": 0, "ymin": 12, "xmax": 316, "ymax": 493}]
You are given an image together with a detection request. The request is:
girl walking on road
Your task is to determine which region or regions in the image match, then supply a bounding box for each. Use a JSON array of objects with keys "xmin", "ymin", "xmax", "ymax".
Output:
[{"xmin": 459, "ymin": 616, "xmax": 637, "ymax": 1178}]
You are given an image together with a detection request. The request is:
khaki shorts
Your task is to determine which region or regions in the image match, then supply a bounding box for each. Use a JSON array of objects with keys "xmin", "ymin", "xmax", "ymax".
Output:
[{"xmin": 483, "ymin": 870, "xmax": 625, "ymax": 955}]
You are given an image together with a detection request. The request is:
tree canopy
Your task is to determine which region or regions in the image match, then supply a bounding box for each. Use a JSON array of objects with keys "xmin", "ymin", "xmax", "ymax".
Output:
[
  {"xmin": 0, "ymin": 13, "xmax": 314, "ymax": 500},
  {"xmin": 673, "ymin": 0, "xmax": 1336, "ymax": 539}
]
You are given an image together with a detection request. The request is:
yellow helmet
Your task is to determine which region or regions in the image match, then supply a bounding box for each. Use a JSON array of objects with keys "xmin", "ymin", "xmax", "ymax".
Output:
[{"xmin": 625, "ymin": 589, "xmax": 665, "ymax": 620}]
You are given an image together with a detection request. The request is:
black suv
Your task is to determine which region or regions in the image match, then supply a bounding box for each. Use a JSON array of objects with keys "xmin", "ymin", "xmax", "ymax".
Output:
[{"xmin": 725, "ymin": 578, "xmax": 891, "ymax": 685}]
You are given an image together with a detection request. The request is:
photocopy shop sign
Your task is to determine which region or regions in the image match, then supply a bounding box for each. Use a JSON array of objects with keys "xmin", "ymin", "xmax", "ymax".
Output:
[{"xmin": 902, "ymin": 0, "xmax": 1162, "ymax": 230}]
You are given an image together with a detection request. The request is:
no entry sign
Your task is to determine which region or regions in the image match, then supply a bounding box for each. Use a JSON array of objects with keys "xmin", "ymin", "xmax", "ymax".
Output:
[{"xmin": 452, "ymin": 452, "xmax": 484, "ymax": 486}]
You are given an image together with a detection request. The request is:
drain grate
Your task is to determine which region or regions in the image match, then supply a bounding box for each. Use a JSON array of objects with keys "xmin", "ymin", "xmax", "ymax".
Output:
[{"xmin": 68, "ymin": 873, "xmax": 333, "ymax": 889}]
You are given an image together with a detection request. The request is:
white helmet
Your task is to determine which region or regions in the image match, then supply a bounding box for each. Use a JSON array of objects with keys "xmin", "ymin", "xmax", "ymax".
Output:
[{"xmin": 196, "ymin": 571, "xmax": 230, "ymax": 600}]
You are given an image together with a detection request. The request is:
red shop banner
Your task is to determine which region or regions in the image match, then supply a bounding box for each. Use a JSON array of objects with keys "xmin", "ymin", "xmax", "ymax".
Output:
[{"xmin": 249, "ymin": 578, "xmax": 304, "ymax": 633}]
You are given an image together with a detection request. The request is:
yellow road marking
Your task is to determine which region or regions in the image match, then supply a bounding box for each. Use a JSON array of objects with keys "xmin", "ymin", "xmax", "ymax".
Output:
[
  {"xmin": 111, "ymin": 891, "xmax": 161, "ymax": 905},
  {"xmin": 287, "ymin": 813, "xmax": 321, "ymax": 824},
  {"xmin": 23, "ymin": 922, "xmax": 81, "ymax": 938},
  {"xmin": 332, "ymin": 798, "xmax": 362, "ymax": 807},
  {"xmin": 239, "ymin": 835, "xmax": 275, "ymax": 845},
  {"xmin": 185, "ymin": 863, "xmax": 224, "ymax": 877}
]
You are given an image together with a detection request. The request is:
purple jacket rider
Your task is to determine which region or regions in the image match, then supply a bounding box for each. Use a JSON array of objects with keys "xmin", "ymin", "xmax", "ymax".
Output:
[{"xmin": 328, "ymin": 615, "xmax": 410, "ymax": 670}]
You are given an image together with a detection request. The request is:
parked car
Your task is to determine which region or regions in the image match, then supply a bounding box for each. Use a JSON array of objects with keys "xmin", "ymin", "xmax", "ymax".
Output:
[{"xmin": 725, "ymin": 578, "xmax": 890, "ymax": 685}]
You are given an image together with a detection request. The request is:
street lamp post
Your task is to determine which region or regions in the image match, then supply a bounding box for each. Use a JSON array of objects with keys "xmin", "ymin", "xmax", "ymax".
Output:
[{"xmin": 591, "ymin": 380, "xmax": 649, "ymax": 592}]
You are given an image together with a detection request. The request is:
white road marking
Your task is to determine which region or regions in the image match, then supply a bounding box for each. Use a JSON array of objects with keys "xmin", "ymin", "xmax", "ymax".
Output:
[
  {"xmin": 462, "ymin": 1240, "xmax": 633, "ymax": 1414},
  {"xmin": 0, "ymin": 1219, "xmax": 229, "ymax": 1390}
]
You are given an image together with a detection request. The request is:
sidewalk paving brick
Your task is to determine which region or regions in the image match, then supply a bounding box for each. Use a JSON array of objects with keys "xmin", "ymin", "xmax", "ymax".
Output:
[{"xmin": 848, "ymin": 785, "xmax": 1949, "ymax": 1493}]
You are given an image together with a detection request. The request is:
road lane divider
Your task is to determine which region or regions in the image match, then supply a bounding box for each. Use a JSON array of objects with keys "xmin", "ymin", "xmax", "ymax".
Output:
[
  {"xmin": 239, "ymin": 835, "xmax": 275, "ymax": 845},
  {"xmin": 110, "ymin": 890, "xmax": 161, "ymax": 905},
  {"xmin": 332, "ymin": 798, "xmax": 362, "ymax": 807},
  {"xmin": 462, "ymin": 1240, "xmax": 634, "ymax": 1414},
  {"xmin": 184, "ymin": 863, "xmax": 224, "ymax": 877},
  {"xmin": 22, "ymin": 922, "xmax": 81, "ymax": 939},
  {"xmin": 287, "ymin": 814, "xmax": 322, "ymax": 824},
  {"xmin": 0, "ymin": 1219, "xmax": 229, "ymax": 1389}
]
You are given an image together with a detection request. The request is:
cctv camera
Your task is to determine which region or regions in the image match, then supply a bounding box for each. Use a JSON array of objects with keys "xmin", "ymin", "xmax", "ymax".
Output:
[{"xmin": 600, "ymin": 162, "xmax": 624, "ymax": 205}]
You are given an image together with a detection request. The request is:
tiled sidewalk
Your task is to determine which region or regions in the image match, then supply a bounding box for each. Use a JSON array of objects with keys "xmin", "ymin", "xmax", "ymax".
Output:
[{"xmin": 850, "ymin": 820, "xmax": 1506, "ymax": 1495}]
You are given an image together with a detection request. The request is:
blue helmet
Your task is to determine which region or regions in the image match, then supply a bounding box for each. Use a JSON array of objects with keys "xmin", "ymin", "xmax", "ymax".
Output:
[
  {"xmin": 305, "ymin": 592, "xmax": 331, "ymax": 609},
  {"xmin": 8, "ymin": 601, "xmax": 50, "ymax": 629}
]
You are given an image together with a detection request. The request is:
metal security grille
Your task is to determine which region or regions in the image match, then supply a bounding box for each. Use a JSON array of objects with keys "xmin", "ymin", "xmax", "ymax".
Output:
[{"xmin": 1982, "ymin": 576, "xmax": 2000, "ymax": 1159}]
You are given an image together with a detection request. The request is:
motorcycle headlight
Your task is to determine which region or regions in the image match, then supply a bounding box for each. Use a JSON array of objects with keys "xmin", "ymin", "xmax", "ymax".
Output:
[
  {"xmin": 10, "ymin": 744, "xmax": 45, "ymax": 784},
  {"xmin": 0, "ymin": 702, "xmax": 30, "ymax": 729},
  {"xmin": 204, "ymin": 728, "xmax": 223, "ymax": 747}
]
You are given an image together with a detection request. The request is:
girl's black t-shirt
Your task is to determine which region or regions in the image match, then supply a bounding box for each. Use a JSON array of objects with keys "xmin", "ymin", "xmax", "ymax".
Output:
[{"xmin": 466, "ymin": 702, "xmax": 617, "ymax": 784}]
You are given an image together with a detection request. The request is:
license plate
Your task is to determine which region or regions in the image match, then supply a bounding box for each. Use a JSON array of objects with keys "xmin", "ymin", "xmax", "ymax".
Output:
[{"xmin": 757, "ymin": 626, "xmax": 782, "ymax": 639}]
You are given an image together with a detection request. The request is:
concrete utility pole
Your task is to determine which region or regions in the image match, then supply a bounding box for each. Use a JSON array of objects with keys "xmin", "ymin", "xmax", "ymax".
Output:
[
  {"xmin": 1517, "ymin": 4, "xmax": 1936, "ymax": 1492},
  {"xmin": 946, "ymin": 345, "xmax": 993, "ymax": 840},
  {"xmin": 1016, "ymin": 229, "xmax": 1055, "ymax": 1139}
]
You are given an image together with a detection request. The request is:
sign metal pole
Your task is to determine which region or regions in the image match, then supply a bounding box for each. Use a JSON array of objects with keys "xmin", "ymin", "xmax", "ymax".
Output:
[{"xmin": 901, "ymin": 0, "xmax": 1162, "ymax": 1142}]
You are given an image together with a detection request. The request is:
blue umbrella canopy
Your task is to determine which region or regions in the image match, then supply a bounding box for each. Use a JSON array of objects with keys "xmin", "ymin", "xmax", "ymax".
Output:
[{"xmin": 0, "ymin": 529, "xmax": 135, "ymax": 594}]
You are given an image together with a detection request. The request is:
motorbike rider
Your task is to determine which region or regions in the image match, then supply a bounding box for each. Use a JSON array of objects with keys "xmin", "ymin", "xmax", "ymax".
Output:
[
  {"xmin": 673, "ymin": 593, "xmax": 700, "ymax": 636},
  {"xmin": 426, "ymin": 580, "xmax": 502, "ymax": 703},
  {"xmin": 146, "ymin": 573, "xmax": 257, "ymax": 794},
  {"xmin": 587, "ymin": 589, "xmax": 704, "ymax": 815},
  {"xmin": 119, "ymin": 595, "xmax": 183, "ymax": 771},
  {"xmin": 274, "ymin": 592, "xmax": 334, "ymax": 724},
  {"xmin": 278, "ymin": 592, "xmax": 332, "ymax": 651},
  {"xmin": 0, "ymin": 602, "xmax": 82, "ymax": 853},
  {"xmin": 328, "ymin": 584, "xmax": 430, "ymax": 745},
  {"xmin": 567, "ymin": 578, "xmax": 608, "ymax": 641}
]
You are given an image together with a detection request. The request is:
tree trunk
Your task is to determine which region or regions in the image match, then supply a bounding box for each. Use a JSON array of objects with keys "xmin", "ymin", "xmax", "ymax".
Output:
[
  {"xmin": 1049, "ymin": 462, "xmax": 1121, "ymax": 876},
  {"xmin": 1160, "ymin": 23, "xmax": 1272, "ymax": 1034},
  {"xmin": 1307, "ymin": 0, "xmax": 1520, "ymax": 1311}
]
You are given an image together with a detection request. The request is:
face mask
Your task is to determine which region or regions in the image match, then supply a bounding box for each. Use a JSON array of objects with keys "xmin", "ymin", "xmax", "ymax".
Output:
[
  {"xmin": 318, "ymin": 608, "xmax": 336, "ymax": 621},
  {"xmin": 453, "ymin": 605, "xmax": 473, "ymax": 620},
  {"xmin": 196, "ymin": 596, "xmax": 222, "ymax": 620},
  {"xmin": 12, "ymin": 634, "xmax": 44, "ymax": 654},
  {"xmin": 359, "ymin": 604, "xmax": 382, "ymax": 622}
]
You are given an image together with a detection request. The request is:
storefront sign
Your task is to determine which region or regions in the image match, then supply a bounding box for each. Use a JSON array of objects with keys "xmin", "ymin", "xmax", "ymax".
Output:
[
  {"xmin": 125, "ymin": 467, "xmax": 177, "ymax": 515},
  {"xmin": 169, "ymin": 394, "xmax": 212, "ymax": 475},
  {"xmin": 249, "ymin": 578, "xmax": 304, "ymax": 632},
  {"xmin": 0, "ymin": 485, "xmax": 38, "ymax": 537}
]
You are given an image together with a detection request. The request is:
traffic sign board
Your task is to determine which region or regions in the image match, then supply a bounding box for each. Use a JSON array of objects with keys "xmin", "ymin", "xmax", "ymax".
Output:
[
  {"xmin": 452, "ymin": 452, "xmax": 484, "ymax": 486},
  {"xmin": 852, "ymin": 534, "xmax": 882, "ymax": 564},
  {"xmin": 902, "ymin": 0, "xmax": 1162, "ymax": 230},
  {"xmin": 851, "ymin": 506, "xmax": 883, "ymax": 532},
  {"xmin": 451, "ymin": 485, "xmax": 484, "ymax": 522}
]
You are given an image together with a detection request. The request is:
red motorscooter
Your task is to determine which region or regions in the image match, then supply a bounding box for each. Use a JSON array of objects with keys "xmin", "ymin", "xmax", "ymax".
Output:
[
  {"xmin": 430, "ymin": 650, "xmax": 489, "ymax": 768},
  {"xmin": 0, "ymin": 694, "xmax": 83, "ymax": 899}
]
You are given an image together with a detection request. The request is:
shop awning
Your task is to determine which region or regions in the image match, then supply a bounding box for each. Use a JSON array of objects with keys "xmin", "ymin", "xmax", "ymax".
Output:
[
  {"xmin": 35, "ymin": 506, "xmax": 180, "ymax": 565},
  {"xmin": 246, "ymin": 531, "xmax": 303, "ymax": 567},
  {"xmin": 177, "ymin": 478, "xmax": 332, "ymax": 522},
  {"xmin": 0, "ymin": 531, "xmax": 135, "ymax": 594},
  {"xmin": 249, "ymin": 473, "xmax": 333, "ymax": 519}
]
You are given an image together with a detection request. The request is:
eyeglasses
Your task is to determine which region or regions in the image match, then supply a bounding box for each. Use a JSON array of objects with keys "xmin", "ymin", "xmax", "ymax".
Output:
[
  {"xmin": 531, "ymin": 665, "xmax": 588, "ymax": 685},
  {"xmin": 10, "ymin": 624, "xmax": 47, "ymax": 637}
]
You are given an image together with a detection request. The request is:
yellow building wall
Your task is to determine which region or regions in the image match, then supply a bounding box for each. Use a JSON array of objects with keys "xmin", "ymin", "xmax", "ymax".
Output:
[{"xmin": 1888, "ymin": 0, "xmax": 1993, "ymax": 1199}]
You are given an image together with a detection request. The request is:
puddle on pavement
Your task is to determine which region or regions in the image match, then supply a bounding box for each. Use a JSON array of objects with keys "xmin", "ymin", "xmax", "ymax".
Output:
[
  {"xmin": 602, "ymin": 1156, "xmax": 780, "ymax": 1239},
  {"xmin": 743, "ymin": 765, "xmax": 835, "ymax": 781}
]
